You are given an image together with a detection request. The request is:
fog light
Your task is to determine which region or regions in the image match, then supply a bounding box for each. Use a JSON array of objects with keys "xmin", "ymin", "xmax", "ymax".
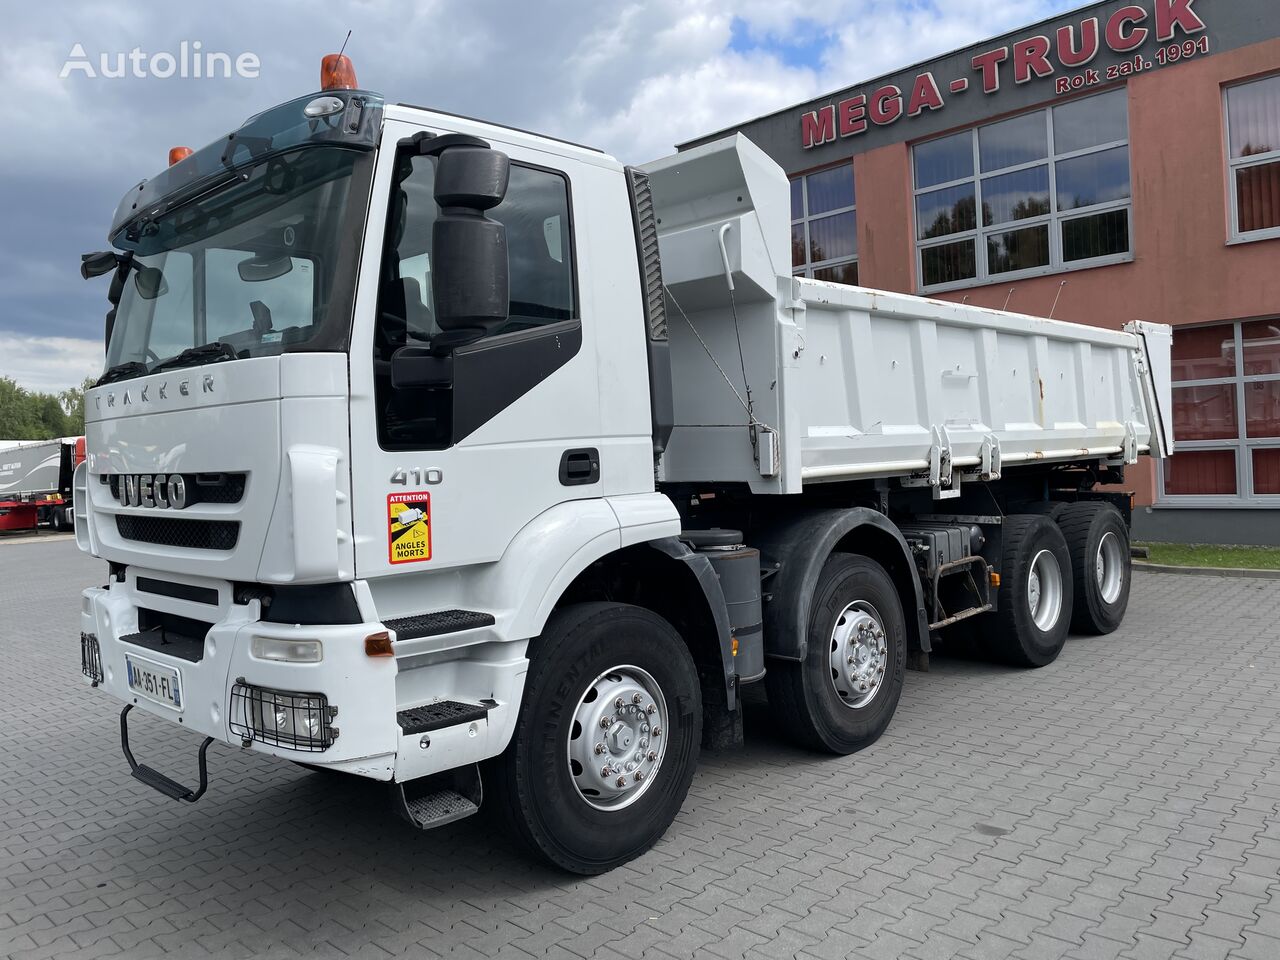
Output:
[
  {"xmin": 251, "ymin": 635, "xmax": 323, "ymax": 663},
  {"xmin": 80, "ymin": 632, "xmax": 103, "ymax": 685},
  {"xmin": 229, "ymin": 680, "xmax": 338, "ymax": 752}
]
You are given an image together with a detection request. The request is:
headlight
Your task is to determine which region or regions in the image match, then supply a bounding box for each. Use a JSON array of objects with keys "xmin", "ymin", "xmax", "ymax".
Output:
[{"xmin": 229, "ymin": 680, "xmax": 337, "ymax": 751}]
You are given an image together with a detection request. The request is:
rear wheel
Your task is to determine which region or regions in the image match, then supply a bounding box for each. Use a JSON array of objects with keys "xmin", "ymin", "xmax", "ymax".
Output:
[
  {"xmin": 1059, "ymin": 503, "xmax": 1130, "ymax": 635},
  {"xmin": 983, "ymin": 515, "xmax": 1073, "ymax": 667},
  {"xmin": 488, "ymin": 602, "xmax": 701, "ymax": 875},
  {"xmin": 765, "ymin": 553, "xmax": 906, "ymax": 754}
]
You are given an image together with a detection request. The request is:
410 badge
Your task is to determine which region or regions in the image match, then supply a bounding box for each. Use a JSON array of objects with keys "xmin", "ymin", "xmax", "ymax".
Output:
[{"xmin": 387, "ymin": 491, "xmax": 432, "ymax": 564}]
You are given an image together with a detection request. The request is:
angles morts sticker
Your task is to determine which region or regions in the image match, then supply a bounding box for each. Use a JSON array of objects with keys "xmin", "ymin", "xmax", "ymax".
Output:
[{"xmin": 387, "ymin": 491, "xmax": 432, "ymax": 564}]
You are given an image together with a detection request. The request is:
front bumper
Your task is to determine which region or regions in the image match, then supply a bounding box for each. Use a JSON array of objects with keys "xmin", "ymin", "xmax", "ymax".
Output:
[
  {"xmin": 80, "ymin": 567, "xmax": 529, "ymax": 785},
  {"xmin": 81, "ymin": 568, "xmax": 400, "ymax": 779}
]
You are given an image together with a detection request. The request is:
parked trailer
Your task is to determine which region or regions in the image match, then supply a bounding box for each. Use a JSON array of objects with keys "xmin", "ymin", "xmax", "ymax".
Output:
[
  {"xmin": 74, "ymin": 65, "xmax": 1172, "ymax": 874},
  {"xmin": 0, "ymin": 437, "xmax": 83, "ymax": 531}
]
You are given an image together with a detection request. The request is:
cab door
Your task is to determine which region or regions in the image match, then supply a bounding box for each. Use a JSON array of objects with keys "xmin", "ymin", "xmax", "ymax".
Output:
[{"xmin": 347, "ymin": 117, "xmax": 606, "ymax": 580}]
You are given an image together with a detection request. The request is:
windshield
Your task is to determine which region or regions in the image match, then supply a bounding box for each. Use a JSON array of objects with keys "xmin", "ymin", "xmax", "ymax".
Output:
[{"xmin": 105, "ymin": 145, "xmax": 372, "ymax": 372}]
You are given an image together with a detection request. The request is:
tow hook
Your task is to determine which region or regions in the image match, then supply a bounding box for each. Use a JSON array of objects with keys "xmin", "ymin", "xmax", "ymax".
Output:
[{"xmin": 119, "ymin": 704, "xmax": 214, "ymax": 802}]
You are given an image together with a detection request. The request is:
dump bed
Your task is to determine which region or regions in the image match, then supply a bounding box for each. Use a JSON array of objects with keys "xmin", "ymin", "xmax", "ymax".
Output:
[{"xmin": 643, "ymin": 136, "xmax": 1173, "ymax": 496}]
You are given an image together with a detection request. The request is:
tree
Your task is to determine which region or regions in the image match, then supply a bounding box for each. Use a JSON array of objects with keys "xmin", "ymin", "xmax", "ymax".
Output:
[{"xmin": 0, "ymin": 376, "xmax": 91, "ymax": 440}]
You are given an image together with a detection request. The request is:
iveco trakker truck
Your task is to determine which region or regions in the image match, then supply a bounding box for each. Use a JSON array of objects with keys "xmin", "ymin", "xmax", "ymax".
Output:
[{"xmin": 76, "ymin": 56, "xmax": 1172, "ymax": 874}]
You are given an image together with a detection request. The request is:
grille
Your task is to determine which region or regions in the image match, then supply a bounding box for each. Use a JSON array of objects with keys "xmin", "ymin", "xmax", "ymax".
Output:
[
  {"xmin": 116, "ymin": 515, "xmax": 239, "ymax": 551},
  {"xmin": 106, "ymin": 472, "xmax": 246, "ymax": 505},
  {"xmin": 80, "ymin": 632, "xmax": 103, "ymax": 684},
  {"xmin": 229, "ymin": 682, "xmax": 337, "ymax": 752}
]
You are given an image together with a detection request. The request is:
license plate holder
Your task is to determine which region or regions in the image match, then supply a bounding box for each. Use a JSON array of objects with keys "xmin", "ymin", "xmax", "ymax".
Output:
[{"xmin": 125, "ymin": 654, "xmax": 183, "ymax": 710}]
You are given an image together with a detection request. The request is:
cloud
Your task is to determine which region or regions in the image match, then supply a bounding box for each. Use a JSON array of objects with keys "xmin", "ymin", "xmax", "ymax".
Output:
[
  {"xmin": 0, "ymin": 334, "xmax": 102, "ymax": 392},
  {"xmin": 0, "ymin": 0, "xmax": 1078, "ymax": 382}
]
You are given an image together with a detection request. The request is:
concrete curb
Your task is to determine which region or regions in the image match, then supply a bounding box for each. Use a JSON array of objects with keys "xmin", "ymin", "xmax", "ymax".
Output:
[{"xmin": 1134, "ymin": 562, "xmax": 1280, "ymax": 580}]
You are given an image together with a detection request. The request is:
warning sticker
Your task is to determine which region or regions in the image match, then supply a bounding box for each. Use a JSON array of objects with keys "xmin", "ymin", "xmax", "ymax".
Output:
[{"xmin": 387, "ymin": 491, "xmax": 432, "ymax": 564}]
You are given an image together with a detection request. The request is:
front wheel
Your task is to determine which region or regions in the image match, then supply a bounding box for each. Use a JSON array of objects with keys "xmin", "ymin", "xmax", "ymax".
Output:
[
  {"xmin": 765, "ymin": 553, "xmax": 906, "ymax": 755},
  {"xmin": 488, "ymin": 602, "xmax": 701, "ymax": 875}
]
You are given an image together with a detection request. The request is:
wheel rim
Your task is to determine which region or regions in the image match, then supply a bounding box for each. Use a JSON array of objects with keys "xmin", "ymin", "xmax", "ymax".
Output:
[
  {"xmin": 1026, "ymin": 549, "xmax": 1064, "ymax": 632},
  {"xmin": 1096, "ymin": 532, "xmax": 1124, "ymax": 605},
  {"xmin": 828, "ymin": 601, "xmax": 888, "ymax": 709},
  {"xmin": 566, "ymin": 665, "xmax": 668, "ymax": 811}
]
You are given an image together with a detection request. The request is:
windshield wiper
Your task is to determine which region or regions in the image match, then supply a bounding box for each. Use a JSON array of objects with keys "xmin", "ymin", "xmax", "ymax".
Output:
[
  {"xmin": 96, "ymin": 361, "xmax": 151, "ymax": 386},
  {"xmin": 148, "ymin": 341, "xmax": 241, "ymax": 375}
]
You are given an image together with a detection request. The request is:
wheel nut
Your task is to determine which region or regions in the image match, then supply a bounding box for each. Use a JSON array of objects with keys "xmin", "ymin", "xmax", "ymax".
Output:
[
  {"xmin": 614, "ymin": 697, "xmax": 625, "ymax": 709},
  {"xmin": 616, "ymin": 776, "xmax": 627, "ymax": 788},
  {"xmin": 652, "ymin": 726, "xmax": 661, "ymax": 737},
  {"xmin": 632, "ymin": 693, "xmax": 643, "ymax": 704},
  {"xmin": 635, "ymin": 770, "xmax": 644, "ymax": 782},
  {"xmin": 600, "ymin": 716, "xmax": 613, "ymax": 729},
  {"xmin": 594, "ymin": 742, "xmax": 606, "ymax": 755},
  {"xmin": 646, "ymin": 704, "xmax": 656, "ymax": 715},
  {"xmin": 648, "ymin": 750, "xmax": 658, "ymax": 761},
  {"xmin": 601, "ymin": 765, "xmax": 612, "ymax": 777}
]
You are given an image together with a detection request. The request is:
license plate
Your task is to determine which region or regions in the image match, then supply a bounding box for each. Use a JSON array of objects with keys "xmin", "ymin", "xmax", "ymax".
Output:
[{"xmin": 125, "ymin": 654, "xmax": 183, "ymax": 710}]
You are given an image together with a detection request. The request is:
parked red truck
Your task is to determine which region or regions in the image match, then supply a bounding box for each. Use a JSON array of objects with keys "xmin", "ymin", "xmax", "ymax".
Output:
[{"xmin": 0, "ymin": 438, "xmax": 84, "ymax": 532}]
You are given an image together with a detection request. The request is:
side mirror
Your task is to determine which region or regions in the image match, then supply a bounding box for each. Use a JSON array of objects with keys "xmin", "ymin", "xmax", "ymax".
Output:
[
  {"xmin": 431, "ymin": 143, "xmax": 510, "ymax": 346},
  {"xmin": 133, "ymin": 265, "xmax": 169, "ymax": 299},
  {"xmin": 390, "ymin": 345, "xmax": 453, "ymax": 389},
  {"xmin": 81, "ymin": 250, "xmax": 119, "ymax": 279}
]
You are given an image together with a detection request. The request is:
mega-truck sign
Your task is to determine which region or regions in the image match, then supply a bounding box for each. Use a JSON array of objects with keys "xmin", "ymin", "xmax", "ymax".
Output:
[{"xmin": 802, "ymin": 0, "xmax": 1207, "ymax": 149}]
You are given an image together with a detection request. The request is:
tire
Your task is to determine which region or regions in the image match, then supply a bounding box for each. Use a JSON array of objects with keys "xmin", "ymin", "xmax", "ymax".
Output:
[
  {"xmin": 983, "ymin": 515, "xmax": 1073, "ymax": 668},
  {"xmin": 488, "ymin": 602, "xmax": 701, "ymax": 875},
  {"xmin": 1058, "ymin": 503, "xmax": 1130, "ymax": 635},
  {"xmin": 765, "ymin": 553, "xmax": 906, "ymax": 755}
]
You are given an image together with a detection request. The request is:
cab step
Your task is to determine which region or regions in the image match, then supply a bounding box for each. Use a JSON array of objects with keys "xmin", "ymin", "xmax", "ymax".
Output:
[
  {"xmin": 385, "ymin": 609, "xmax": 495, "ymax": 640},
  {"xmin": 390, "ymin": 764, "xmax": 483, "ymax": 831}
]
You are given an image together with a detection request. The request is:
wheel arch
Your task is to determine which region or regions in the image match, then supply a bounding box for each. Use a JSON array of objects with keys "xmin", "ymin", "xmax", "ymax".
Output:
[
  {"xmin": 551, "ymin": 538, "xmax": 737, "ymax": 711},
  {"xmin": 754, "ymin": 507, "xmax": 930, "ymax": 662}
]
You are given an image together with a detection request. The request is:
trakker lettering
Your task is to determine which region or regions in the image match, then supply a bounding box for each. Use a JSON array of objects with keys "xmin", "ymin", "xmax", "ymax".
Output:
[{"xmin": 801, "ymin": 0, "xmax": 1207, "ymax": 148}]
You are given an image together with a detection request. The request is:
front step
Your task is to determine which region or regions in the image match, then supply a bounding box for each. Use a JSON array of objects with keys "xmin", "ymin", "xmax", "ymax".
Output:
[{"xmin": 390, "ymin": 764, "xmax": 483, "ymax": 830}]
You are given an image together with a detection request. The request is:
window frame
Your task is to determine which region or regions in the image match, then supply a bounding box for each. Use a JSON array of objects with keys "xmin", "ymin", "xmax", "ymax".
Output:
[
  {"xmin": 1158, "ymin": 318, "xmax": 1280, "ymax": 508},
  {"xmin": 375, "ymin": 155, "xmax": 581, "ymax": 355},
  {"xmin": 790, "ymin": 163, "xmax": 859, "ymax": 285},
  {"xmin": 1224, "ymin": 74, "xmax": 1280, "ymax": 245},
  {"xmin": 912, "ymin": 89, "xmax": 1135, "ymax": 295},
  {"xmin": 371, "ymin": 148, "xmax": 584, "ymax": 452}
]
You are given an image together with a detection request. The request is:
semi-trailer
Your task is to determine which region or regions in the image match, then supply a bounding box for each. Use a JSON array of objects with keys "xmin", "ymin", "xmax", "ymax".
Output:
[{"xmin": 0, "ymin": 437, "xmax": 83, "ymax": 532}]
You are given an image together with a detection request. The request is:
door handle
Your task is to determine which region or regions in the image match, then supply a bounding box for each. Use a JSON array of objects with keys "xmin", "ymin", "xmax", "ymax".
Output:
[{"xmin": 559, "ymin": 448, "xmax": 600, "ymax": 486}]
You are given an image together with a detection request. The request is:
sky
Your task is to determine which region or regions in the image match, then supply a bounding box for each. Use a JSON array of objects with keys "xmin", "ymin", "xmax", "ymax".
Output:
[{"xmin": 0, "ymin": 0, "xmax": 1079, "ymax": 392}]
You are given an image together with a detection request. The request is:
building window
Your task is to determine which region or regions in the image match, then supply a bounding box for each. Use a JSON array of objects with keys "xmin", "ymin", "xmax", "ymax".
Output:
[
  {"xmin": 912, "ymin": 88, "xmax": 1133, "ymax": 293},
  {"xmin": 1160, "ymin": 319, "xmax": 1280, "ymax": 505},
  {"xmin": 1226, "ymin": 73, "xmax": 1280, "ymax": 242},
  {"xmin": 791, "ymin": 164, "xmax": 858, "ymax": 285}
]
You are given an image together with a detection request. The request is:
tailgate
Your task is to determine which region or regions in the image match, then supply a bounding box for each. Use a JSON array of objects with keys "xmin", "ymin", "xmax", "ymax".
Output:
[{"xmin": 1125, "ymin": 321, "xmax": 1174, "ymax": 458}]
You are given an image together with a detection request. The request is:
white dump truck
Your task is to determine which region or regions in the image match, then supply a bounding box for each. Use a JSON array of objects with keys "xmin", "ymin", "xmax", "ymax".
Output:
[{"xmin": 76, "ymin": 59, "xmax": 1172, "ymax": 874}]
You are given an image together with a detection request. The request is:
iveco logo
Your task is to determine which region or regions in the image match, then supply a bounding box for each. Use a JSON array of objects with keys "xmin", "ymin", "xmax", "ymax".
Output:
[
  {"xmin": 96, "ymin": 375, "xmax": 214, "ymax": 410},
  {"xmin": 120, "ymin": 474, "xmax": 187, "ymax": 509}
]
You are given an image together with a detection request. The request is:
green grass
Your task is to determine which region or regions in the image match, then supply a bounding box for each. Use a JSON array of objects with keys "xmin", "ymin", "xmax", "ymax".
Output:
[{"xmin": 1134, "ymin": 542, "xmax": 1280, "ymax": 571}]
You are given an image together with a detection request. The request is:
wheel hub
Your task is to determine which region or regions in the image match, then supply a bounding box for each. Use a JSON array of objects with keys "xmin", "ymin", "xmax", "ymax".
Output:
[
  {"xmin": 1027, "ymin": 548, "xmax": 1063, "ymax": 631},
  {"xmin": 828, "ymin": 602, "xmax": 888, "ymax": 709},
  {"xmin": 1096, "ymin": 531, "xmax": 1124, "ymax": 605},
  {"xmin": 567, "ymin": 667, "xmax": 667, "ymax": 811}
]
